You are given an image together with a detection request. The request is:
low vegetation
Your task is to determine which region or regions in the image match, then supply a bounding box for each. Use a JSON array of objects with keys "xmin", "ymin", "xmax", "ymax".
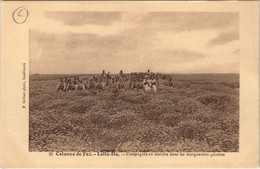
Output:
[{"xmin": 29, "ymin": 74, "xmax": 239, "ymax": 152}]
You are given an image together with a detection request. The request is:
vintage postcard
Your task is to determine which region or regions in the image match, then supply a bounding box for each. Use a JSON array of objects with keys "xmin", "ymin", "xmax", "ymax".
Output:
[{"xmin": 1, "ymin": 1, "xmax": 259, "ymax": 168}]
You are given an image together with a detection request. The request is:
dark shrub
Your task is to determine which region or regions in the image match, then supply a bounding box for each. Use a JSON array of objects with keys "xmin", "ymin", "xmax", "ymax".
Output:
[
  {"xmin": 109, "ymin": 110, "xmax": 140, "ymax": 129},
  {"xmin": 141, "ymin": 104, "xmax": 174, "ymax": 122},
  {"xmin": 218, "ymin": 81, "xmax": 239, "ymax": 89},
  {"xmin": 86, "ymin": 111, "xmax": 110, "ymax": 128},
  {"xmin": 160, "ymin": 113, "xmax": 182, "ymax": 126},
  {"xmin": 186, "ymin": 109, "xmax": 213, "ymax": 123},
  {"xmin": 197, "ymin": 93, "xmax": 238, "ymax": 113},
  {"xmin": 176, "ymin": 99, "xmax": 208, "ymax": 115},
  {"xmin": 169, "ymin": 96, "xmax": 181, "ymax": 104},
  {"xmin": 177, "ymin": 120, "xmax": 207, "ymax": 141},
  {"xmin": 119, "ymin": 93, "xmax": 151, "ymax": 104},
  {"xmin": 116, "ymin": 140, "xmax": 143, "ymax": 152},
  {"xmin": 69, "ymin": 100, "xmax": 96, "ymax": 114},
  {"xmin": 48, "ymin": 101, "xmax": 68, "ymax": 110},
  {"xmin": 134, "ymin": 124, "xmax": 174, "ymax": 144},
  {"xmin": 219, "ymin": 113, "xmax": 239, "ymax": 134},
  {"xmin": 76, "ymin": 91, "xmax": 91, "ymax": 97}
]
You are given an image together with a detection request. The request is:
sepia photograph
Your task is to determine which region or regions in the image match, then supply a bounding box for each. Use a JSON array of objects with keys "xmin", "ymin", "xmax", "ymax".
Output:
[
  {"xmin": 29, "ymin": 11, "xmax": 239, "ymax": 152},
  {"xmin": 1, "ymin": 1, "xmax": 259, "ymax": 167}
]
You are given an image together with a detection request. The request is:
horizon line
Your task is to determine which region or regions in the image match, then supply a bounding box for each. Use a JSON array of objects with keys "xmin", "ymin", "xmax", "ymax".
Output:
[{"xmin": 29, "ymin": 72, "xmax": 240, "ymax": 75}]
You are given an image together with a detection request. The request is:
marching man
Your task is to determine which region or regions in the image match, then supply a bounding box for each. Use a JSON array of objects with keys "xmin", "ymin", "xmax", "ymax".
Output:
[
  {"xmin": 101, "ymin": 70, "xmax": 106, "ymax": 78},
  {"xmin": 143, "ymin": 75, "xmax": 151, "ymax": 92},
  {"xmin": 151, "ymin": 76, "xmax": 158, "ymax": 93},
  {"xmin": 118, "ymin": 70, "xmax": 125, "ymax": 81}
]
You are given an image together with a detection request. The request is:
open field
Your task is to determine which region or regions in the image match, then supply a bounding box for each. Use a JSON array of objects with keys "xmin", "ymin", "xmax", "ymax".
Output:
[{"xmin": 29, "ymin": 74, "xmax": 239, "ymax": 152}]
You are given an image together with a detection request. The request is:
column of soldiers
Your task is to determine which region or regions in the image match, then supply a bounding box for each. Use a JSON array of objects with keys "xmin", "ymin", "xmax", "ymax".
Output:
[
  {"xmin": 56, "ymin": 69, "xmax": 173, "ymax": 93},
  {"xmin": 129, "ymin": 69, "xmax": 159, "ymax": 93},
  {"xmin": 56, "ymin": 70, "xmax": 127, "ymax": 93}
]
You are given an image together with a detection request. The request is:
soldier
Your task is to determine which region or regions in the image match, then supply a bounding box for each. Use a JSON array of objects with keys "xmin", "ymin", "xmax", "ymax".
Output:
[
  {"xmin": 92, "ymin": 76, "xmax": 97, "ymax": 83},
  {"xmin": 73, "ymin": 76, "xmax": 79, "ymax": 90},
  {"xmin": 109, "ymin": 77, "xmax": 119, "ymax": 91},
  {"xmin": 106, "ymin": 74, "xmax": 112, "ymax": 86},
  {"xmin": 78, "ymin": 79, "xmax": 84, "ymax": 90},
  {"xmin": 62, "ymin": 77, "xmax": 68, "ymax": 91},
  {"xmin": 162, "ymin": 75, "xmax": 167, "ymax": 80},
  {"xmin": 119, "ymin": 70, "xmax": 124, "ymax": 76},
  {"xmin": 82, "ymin": 77, "xmax": 89, "ymax": 90},
  {"xmin": 151, "ymin": 76, "xmax": 158, "ymax": 93},
  {"xmin": 118, "ymin": 70, "xmax": 125, "ymax": 81},
  {"xmin": 146, "ymin": 69, "xmax": 151, "ymax": 77},
  {"xmin": 89, "ymin": 77, "xmax": 95, "ymax": 89},
  {"xmin": 149, "ymin": 72, "xmax": 155, "ymax": 79},
  {"xmin": 131, "ymin": 78, "xmax": 143, "ymax": 92},
  {"xmin": 169, "ymin": 75, "xmax": 174, "ymax": 87},
  {"xmin": 106, "ymin": 72, "xmax": 111, "ymax": 79},
  {"xmin": 137, "ymin": 78, "xmax": 144, "ymax": 92},
  {"xmin": 65, "ymin": 77, "xmax": 73, "ymax": 91},
  {"xmin": 129, "ymin": 76, "xmax": 136, "ymax": 89},
  {"xmin": 101, "ymin": 70, "xmax": 106, "ymax": 78},
  {"xmin": 97, "ymin": 77, "xmax": 106, "ymax": 93},
  {"xmin": 118, "ymin": 75, "xmax": 127, "ymax": 91},
  {"xmin": 151, "ymin": 73, "xmax": 159, "ymax": 87},
  {"xmin": 56, "ymin": 77, "xmax": 65, "ymax": 92},
  {"xmin": 143, "ymin": 75, "xmax": 151, "ymax": 92}
]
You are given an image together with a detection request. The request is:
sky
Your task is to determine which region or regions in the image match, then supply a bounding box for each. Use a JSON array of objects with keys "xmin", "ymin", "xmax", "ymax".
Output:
[{"xmin": 29, "ymin": 12, "xmax": 239, "ymax": 74}]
